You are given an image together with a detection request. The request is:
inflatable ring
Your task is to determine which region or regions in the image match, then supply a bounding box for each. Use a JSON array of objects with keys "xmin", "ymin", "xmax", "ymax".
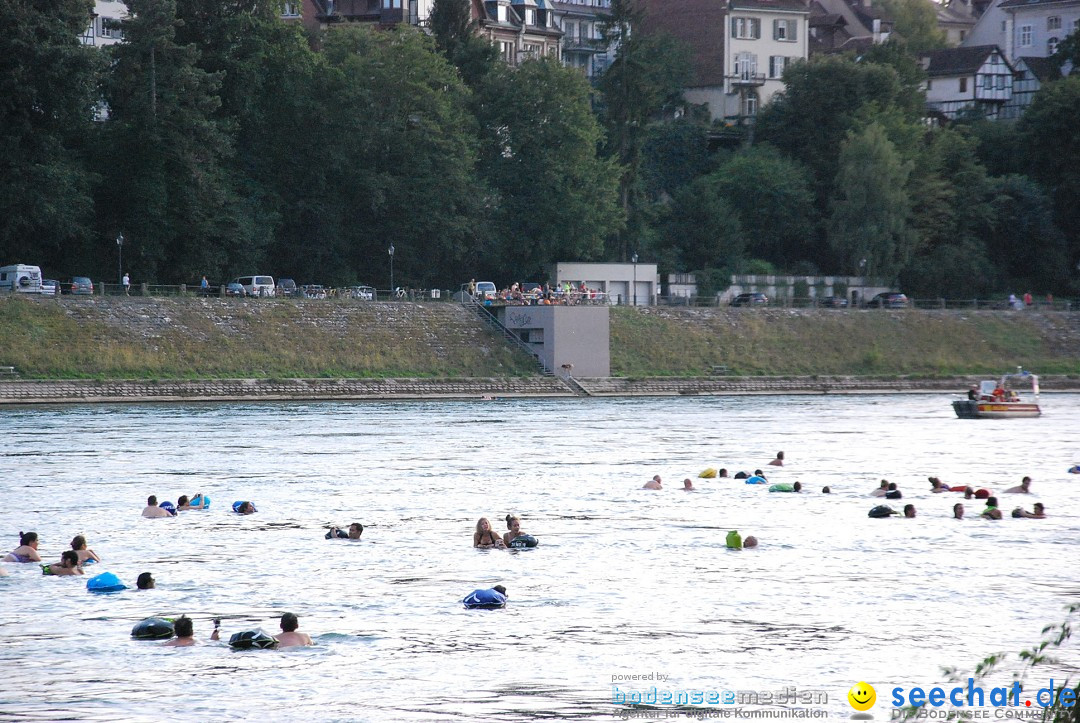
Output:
[
  {"xmin": 768, "ymin": 483, "xmax": 794, "ymax": 492},
  {"xmin": 87, "ymin": 571, "xmax": 128, "ymax": 593},
  {"xmin": 1069, "ymin": 465, "xmax": 1080, "ymax": 474},
  {"xmin": 232, "ymin": 501, "xmax": 256, "ymax": 514},
  {"xmin": 40, "ymin": 564, "xmax": 52, "ymax": 575},
  {"xmin": 508, "ymin": 535, "xmax": 538, "ymax": 549},
  {"xmin": 132, "ymin": 617, "xmax": 175, "ymax": 640},
  {"xmin": 189, "ymin": 495, "xmax": 210, "ymax": 509},
  {"xmin": 463, "ymin": 589, "xmax": 508, "ymax": 610},
  {"xmin": 159, "ymin": 501, "xmax": 176, "ymax": 516},
  {"xmin": 746, "ymin": 476, "xmax": 767, "ymax": 485},
  {"xmin": 699, "ymin": 468, "xmax": 717, "ymax": 479},
  {"xmin": 228, "ymin": 629, "xmax": 278, "ymax": 650},
  {"xmin": 868, "ymin": 505, "xmax": 898, "ymax": 518},
  {"xmin": 725, "ymin": 531, "xmax": 742, "ymax": 549}
]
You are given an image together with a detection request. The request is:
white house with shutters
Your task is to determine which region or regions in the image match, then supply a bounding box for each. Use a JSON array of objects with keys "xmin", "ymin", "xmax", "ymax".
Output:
[{"xmin": 718, "ymin": 0, "xmax": 809, "ymax": 120}]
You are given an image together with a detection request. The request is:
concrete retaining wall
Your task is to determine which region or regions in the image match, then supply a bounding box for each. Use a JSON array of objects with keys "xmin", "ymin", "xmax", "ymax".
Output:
[{"xmin": 1, "ymin": 375, "xmax": 1077, "ymax": 405}]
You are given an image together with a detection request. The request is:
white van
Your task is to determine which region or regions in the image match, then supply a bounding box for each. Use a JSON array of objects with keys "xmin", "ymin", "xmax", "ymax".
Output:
[
  {"xmin": 0, "ymin": 265, "xmax": 42, "ymax": 293},
  {"xmin": 233, "ymin": 275, "xmax": 276, "ymax": 297},
  {"xmin": 474, "ymin": 281, "xmax": 497, "ymax": 300}
]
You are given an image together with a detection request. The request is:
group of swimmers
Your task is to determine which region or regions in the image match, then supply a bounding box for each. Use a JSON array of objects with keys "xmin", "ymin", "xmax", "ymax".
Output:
[
  {"xmin": 473, "ymin": 515, "xmax": 530, "ymax": 549},
  {"xmin": 1, "ymin": 532, "xmax": 101, "ymax": 577},
  {"xmin": 869, "ymin": 475, "xmax": 1046, "ymax": 519}
]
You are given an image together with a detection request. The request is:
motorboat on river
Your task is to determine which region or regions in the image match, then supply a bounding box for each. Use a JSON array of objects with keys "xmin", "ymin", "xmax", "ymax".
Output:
[{"xmin": 952, "ymin": 368, "xmax": 1041, "ymax": 419}]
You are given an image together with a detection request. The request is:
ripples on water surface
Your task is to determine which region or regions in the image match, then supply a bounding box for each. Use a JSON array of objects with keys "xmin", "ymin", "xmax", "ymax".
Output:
[{"xmin": 1, "ymin": 394, "xmax": 1078, "ymax": 721}]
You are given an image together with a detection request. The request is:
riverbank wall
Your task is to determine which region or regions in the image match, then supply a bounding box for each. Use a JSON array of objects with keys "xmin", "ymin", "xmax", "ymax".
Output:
[{"xmin": 2, "ymin": 374, "xmax": 1078, "ymax": 404}]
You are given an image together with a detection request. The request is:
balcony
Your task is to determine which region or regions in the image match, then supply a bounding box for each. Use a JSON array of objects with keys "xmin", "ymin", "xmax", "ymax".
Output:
[
  {"xmin": 726, "ymin": 71, "xmax": 766, "ymax": 87},
  {"xmin": 562, "ymin": 34, "xmax": 607, "ymax": 53}
]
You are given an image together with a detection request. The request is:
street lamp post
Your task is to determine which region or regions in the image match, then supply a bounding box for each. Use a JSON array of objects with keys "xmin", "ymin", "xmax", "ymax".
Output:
[
  {"xmin": 116, "ymin": 233, "xmax": 124, "ymax": 290},
  {"xmin": 631, "ymin": 253, "xmax": 638, "ymax": 306},
  {"xmin": 388, "ymin": 243, "xmax": 395, "ymax": 299}
]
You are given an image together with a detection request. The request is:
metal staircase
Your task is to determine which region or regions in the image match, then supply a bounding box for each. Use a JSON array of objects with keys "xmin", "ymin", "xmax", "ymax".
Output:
[
  {"xmin": 461, "ymin": 297, "xmax": 592, "ymax": 397},
  {"xmin": 464, "ymin": 296, "xmax": 553, "ymax": 376}
]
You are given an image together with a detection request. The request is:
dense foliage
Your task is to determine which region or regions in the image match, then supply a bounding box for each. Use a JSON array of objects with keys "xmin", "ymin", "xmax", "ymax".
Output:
[{"xmin": 0, "ymin": 1, "xmax": 1077, "ymax": 297}]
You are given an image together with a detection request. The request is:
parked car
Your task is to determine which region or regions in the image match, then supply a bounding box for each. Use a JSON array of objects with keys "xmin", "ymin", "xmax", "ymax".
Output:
[
  {"xmin": 867, "ymin": 292, "xmax": 909, "ymax": 308},
  {"xmin": 63, "ymin": 277, "xmax": 94, "ymax": 295},
  {"xmin": 474, "ymin": 281, "xmax": 497, "ymax": 300},
  {"xmin": 819, "ymin": 295, "xmax": 848, "ymax": 308},
  {"xmin": 347, "ymin": 285, "xmax": 375, "ymax": 301},
  {"xmin": 730, "ymin": 292, "xmax": 768, "ymax": 307},
  {"xmin": 40, "ymin": 279, "xmax": 59, "ymax": 296},
  {"xmin": 302, "ymin": 284, "xmax": 327, "ymax": 299},
  {"xmin": 277, "ymin": 278, "xmax": 299, "ymax": 297},
  {"xmin": 233, "ymin": 275, "xmax": 275, "ymax": 297},
  {"xmin": 224, "ymin": 282, "xmax": 247, "ymax": 297}
]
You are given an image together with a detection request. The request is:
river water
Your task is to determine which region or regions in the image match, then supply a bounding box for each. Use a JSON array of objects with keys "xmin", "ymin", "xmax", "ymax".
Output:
[{"xmin": 0, "ymin": 394, "xmax": 1077, "ymax": 721}]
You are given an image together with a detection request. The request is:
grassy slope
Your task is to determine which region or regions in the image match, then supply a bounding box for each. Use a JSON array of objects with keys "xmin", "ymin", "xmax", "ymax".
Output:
[
  {"xmin": 0, "ymin": 296, "xmax": 536, "ymax": 379},
  {"xmin": 610, "ymin": 307, "xmax": 1080, "ymax": 377},
  {"xmin": 2, "ymin": 296, "xmax": 1078, "ymax": 379}
]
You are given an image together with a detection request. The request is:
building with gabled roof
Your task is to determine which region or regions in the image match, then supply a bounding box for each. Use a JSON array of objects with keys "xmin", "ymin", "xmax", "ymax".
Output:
[
  {"xmin": 965, "ymin": 0, "xmax": 1080, "ymax": 62},
  {"xmin": 807, "ymin": 0, "xmax": 892, "ymax": 55},
  {"xmin": 921, "ymin": 44, "xmax": 1014, "ymax": 119}
]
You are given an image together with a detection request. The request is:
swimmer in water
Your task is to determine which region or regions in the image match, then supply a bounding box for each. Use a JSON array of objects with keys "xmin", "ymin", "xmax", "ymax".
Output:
[
  {"xmin": 44, "ymin": 550, "xmax": 83, "ymax": 576},
  {"xmin": 273, "ymin": 613, "xmax": 313, "ymax": 648},
  {"xmin": 473, "ymin": 518, "xmax": 505, "ymax": 549},
  {"xmin": 163, "ymin": 616, "xmax": 198, "ymax": 647},
  {"xmin": 980, "ymin": 496, "xmax": 1002, "ymax": 520},
  {"xmin": 903, "ymin": 504, "xmax": 916, "ymax": 518},
  {"xmin": 142, "ymin": 496, "xmax": 172, "ymax": 518},
  {"xmin": 70, "ymin": 535, "xmax": 100, "ymax": 565},
  {"xmin": 1012, "ymin": 503, "xmax": 1046, "ymax": 519},
  {"xmin": 502, "ymin": 514, "xmax": 526, "ymax": 547},
  {"xmin": 743, "ymin": 536, "xmax": 758, "ymax": 548},
  {"xmin": 235, "ymin": 501, "xmax": 256, "ymax": 515},
  {"xmin": 929, "ymin": 477, "xmax": 949, "ymax": 493},
  {"xmin": 1003, "ymin": 477, "xmax": 1032, "ymax": 494},
  {"xmin": 871, "ymin": 480, "xmax": 889, "ymax": 497},
  {"xmin": 136, "ymin": 572, "xmax": 155, "ymax": 589},
  {"xmin": 5, "ymin": 531, "xmax": 41, "ymax": 563},
  {"xmin": 682, "ymin": 479, "xmax": 695, "ymax": 491},
  {"xmin": 768, "ymin": 451, "xmax": 784, "ymax": 467},
  {"xmin": 327, "ymin": 523, "xmax": 364, "ymax": 540},
  {"xmin": 953, "ymin": 503, "xmax": 965, "ymax": 519},
  {"xmin": 643, "ymin": 475, "xmax": 662, "ymax": 490}
]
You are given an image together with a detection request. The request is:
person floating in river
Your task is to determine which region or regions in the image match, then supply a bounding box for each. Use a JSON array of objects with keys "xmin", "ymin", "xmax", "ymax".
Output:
[
  {"xmin": 5, "ymin": 531, "xmax": 41, "ymax": 563},
  {"xmin": 70, "ymin": 535, "xmax": 100, "ymax": 565},
  {"xmin": 643, "ymin": 475, "xmax": 662, "ymax": 490},
  {"xmin": 326, "ymin": 523, "xmax": 363, "ymax": 540},
  {"xmin": 473, "ymin": 518, "xmax": 505, "ymax": 549},
  {"xmin": 768, "ymin": 451, "xmax": 784, "ymax": 467}
]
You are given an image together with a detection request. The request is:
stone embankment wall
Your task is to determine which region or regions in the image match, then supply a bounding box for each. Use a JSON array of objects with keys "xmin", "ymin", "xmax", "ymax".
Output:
[
  {"xmin": 0, "ymin": 377, "xmax": 573, "ymax": 404},
  {"xmin": 2, "ymin": 374, "xmax": 1077, "ymax": 404}
]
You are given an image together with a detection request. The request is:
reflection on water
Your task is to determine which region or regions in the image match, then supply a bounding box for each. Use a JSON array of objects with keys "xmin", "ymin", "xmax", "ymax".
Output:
[{"xmin": 1, "ymin": 394, "xmax": 1078, "ymax": 720}]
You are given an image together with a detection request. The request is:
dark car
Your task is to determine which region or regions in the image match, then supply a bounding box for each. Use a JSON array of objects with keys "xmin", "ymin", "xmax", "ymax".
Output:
[
  {"xmin": 867, "ymin": 292, "xmax": 909, "ymax": 309},
  {"xmin": 730, "ymin": 292, "xmax": 768, "ymax": 307},
  {"xmin": 819, "ymin": 295, "xmax": 848, "ymax": 308},
  {"xmin": 224, "ymin": 282, "xmax": 246, "ymax": 297},
  {"xmin": 277, "ymin": 278, "xmax": 300, "ymax": 297},
  {"xmin": 63, "ymin": 277, "xmax": 94, "ymax": 295}
]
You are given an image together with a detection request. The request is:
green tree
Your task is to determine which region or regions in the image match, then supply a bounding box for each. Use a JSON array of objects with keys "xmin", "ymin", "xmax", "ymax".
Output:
[
  {"xmin": 597, "ymin": 0, "xmax": 691, "ymax": 261},
  {"xmin": 984, "ymin": 175, "xmax": 1069, "ymax": 295},
  {"xmin": 757, "ymin": 54, "xmax": 921, "ymax": 209},
  {"xmin": 710, "ymin": 145, "xmax": 815, "ymax": 267},
  {"xmin": 318, "ymin": 27, "xmax": 483, "ymax": 288},
  {"xmin": 878, "ymin": 0, "xmax": 947, "ymax": 54},
  {"xmin": 0, "ymin": 0, "xmax": 100, "ymax": 272},
  {"xmin": 476, "ymin": 58, "xmax": 623, "ymax": 280},
  {"xmin": 429, "ymin": 0, "xmax": 498, "ymax": 88},
  {"xmin": 99, "ymin": 0, "xmax": 259, "ymax": 282},
  {"xmin": 828, "ymin": 123, "xmax": 915, "ymax": 282},
  {"xmin": 1018, "ymin": 76, "xmax": 1080, "ymax": 292},
  {"xmin": 664, "ymin": 176, "xmax": 744, "ymax": 271}
]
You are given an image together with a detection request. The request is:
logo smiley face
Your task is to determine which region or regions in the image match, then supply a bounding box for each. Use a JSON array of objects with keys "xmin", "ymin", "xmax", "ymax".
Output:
[{"xmin": 848, "ymin": 682, "xmax": 876, "ymax": 711}]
